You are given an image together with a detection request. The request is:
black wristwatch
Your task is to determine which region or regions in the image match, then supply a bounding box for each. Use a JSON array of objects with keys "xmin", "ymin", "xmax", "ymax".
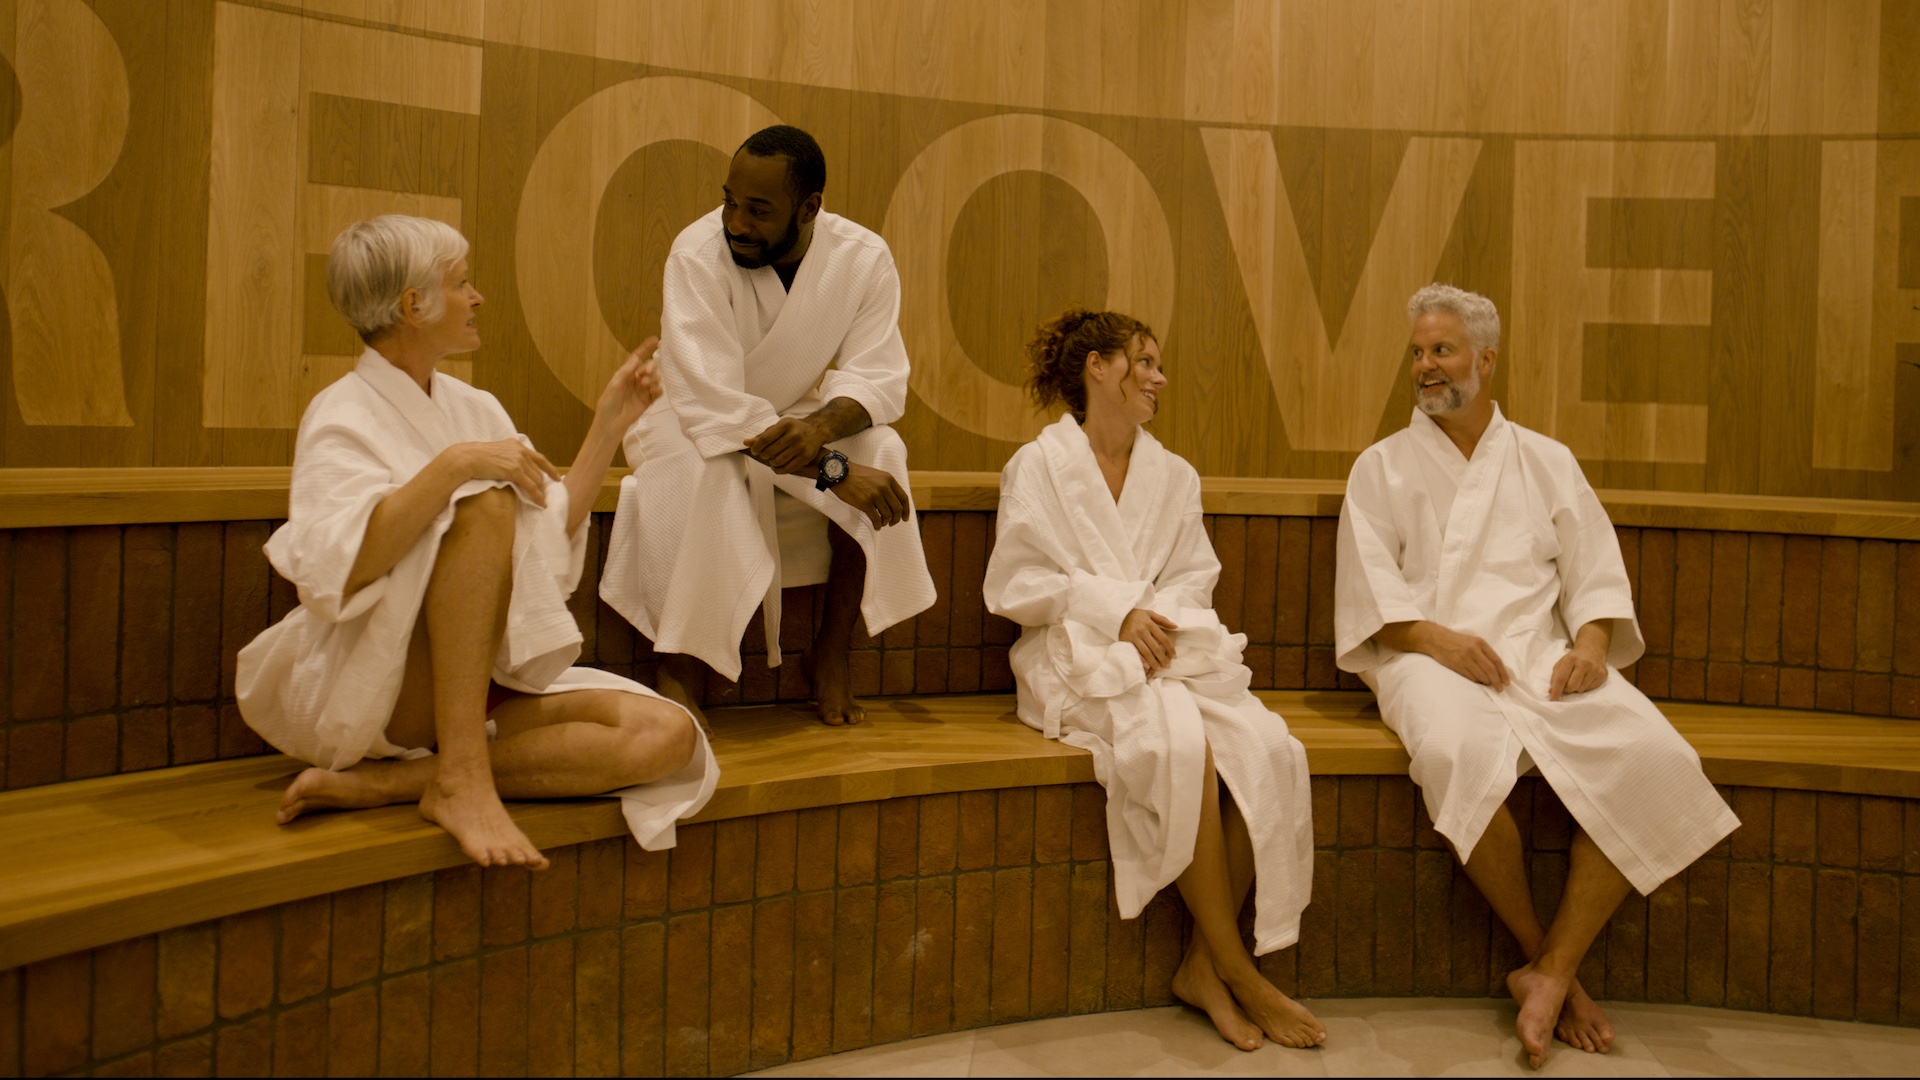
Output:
[{"xmin": 815, "ymin": 449, "xmax": 850, "ymax": 491}]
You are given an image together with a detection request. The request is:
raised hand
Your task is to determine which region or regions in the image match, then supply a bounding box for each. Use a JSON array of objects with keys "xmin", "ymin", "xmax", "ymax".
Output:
[
  {"xmin": 745, "ymin": 417, "xmax": 831, "ymax": 475},
  {"xmin": 597, "ymin": 339, "xmax": 663, "ymax": 433},
  {"xmin": 1120, "ymin": 608, "xmax": 1179, "ymax": 676},
  {"xmin": 1422, "ymin": 623, "xmax": 1511, "ymax": 691},
  {"xmin": 451, "ymin": 439, "xmax": 560, "ymax": 506},
  {"xmin": 830, "ymin": 463, "xmax": 910, "ymax": 528}
]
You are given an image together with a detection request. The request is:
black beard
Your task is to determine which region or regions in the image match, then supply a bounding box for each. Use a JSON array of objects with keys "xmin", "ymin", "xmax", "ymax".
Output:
[{"xmin": 726, "ymin": 213, "xmax": 802, "ymax": 269}]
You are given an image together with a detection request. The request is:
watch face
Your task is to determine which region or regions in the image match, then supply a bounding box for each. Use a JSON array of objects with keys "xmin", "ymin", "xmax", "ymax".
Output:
[{"xmin": 826, "ymin": 455, "xmax": 849, "ymax": 481}]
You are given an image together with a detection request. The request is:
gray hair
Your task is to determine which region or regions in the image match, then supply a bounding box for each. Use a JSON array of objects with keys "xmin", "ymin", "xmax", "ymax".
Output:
[
  {"xmin": 326, "ymin": 215, "xmax": 469, "ymax": 341},
  {"xmin": 1406, "ymin": 283, "xmax": 1500, "ymax": 353}
]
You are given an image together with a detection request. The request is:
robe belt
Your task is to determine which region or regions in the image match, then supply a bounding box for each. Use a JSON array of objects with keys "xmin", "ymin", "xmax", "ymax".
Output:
[{"xmin": 746, "ymin": 461, "xmax": 784, "ymax": 665}]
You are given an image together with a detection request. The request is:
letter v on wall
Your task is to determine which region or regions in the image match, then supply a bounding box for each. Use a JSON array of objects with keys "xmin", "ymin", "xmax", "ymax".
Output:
[{"xmin": 1200, "ymin": 130, "xmax": 1479, "ymax": 453}]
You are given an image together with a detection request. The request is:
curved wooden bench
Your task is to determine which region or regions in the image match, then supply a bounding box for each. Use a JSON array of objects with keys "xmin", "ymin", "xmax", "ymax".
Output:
[{"xmin": 5, "ymin": 691, "xmax": 1918, "ymax": 973}]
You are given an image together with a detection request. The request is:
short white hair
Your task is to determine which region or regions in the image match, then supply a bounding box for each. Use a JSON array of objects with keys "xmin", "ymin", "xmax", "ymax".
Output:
[
  {"xmin": 326, "ymin": 215, "xmax": 469, "ymax": 341},
  {"xmin": 1406, "ymin": 283, "xmax": 1500, "ymax": 353}
]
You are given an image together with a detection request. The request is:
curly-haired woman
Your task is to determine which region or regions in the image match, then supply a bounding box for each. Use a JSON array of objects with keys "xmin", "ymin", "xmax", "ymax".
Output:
[{"xmin": 983, "ymin": 309, "xmax": 1323, "ymax": 1050}]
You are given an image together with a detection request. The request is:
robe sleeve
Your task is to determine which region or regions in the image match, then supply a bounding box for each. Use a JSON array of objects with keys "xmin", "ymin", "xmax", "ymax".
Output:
[
  {"xmin": 1335, "ymin": 449, "xmax": 1428, "ymax": 672},
  {"xmin": 263, "ymin": 408, "xmax": 401, "ymax": 625},
  {"xmin": 1550, "ymin": 456, "xmax": 1646, "ymax": 667},
  {"xmin": 1147, "ymin": 475, "xmax": 1219, "ymax": 613},
  {"xmin": 659, "ymin": 245, "xmax": 782, "ymax": 458},
  {"xmin": 985, "ymin": 492, "xmax": 1152, "ymax": 641},
  {"xmin": 816, "ymin": 248, "xmax": 909, "ymax": 426}
]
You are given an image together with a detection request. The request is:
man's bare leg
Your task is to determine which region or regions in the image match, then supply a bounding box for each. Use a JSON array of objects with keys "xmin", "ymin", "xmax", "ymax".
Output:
[
  {"xmin": 1176, "ymin": 745, "xmax": 1325, "ymax": 1049},
  {"xmin": 279, "ymin": 687, "xmax": 698, "ymax": 819},
  {"xmin": 1172, "ymin": 775, "xmax": 1265, "ymax": 1049},
  {"xmin": 656, "ymin": 653, "xmax": 712, "ymax": 735},
  {"xmin": 807, "ymin": 522, "xmax": 866, "ymax": 726},
  {"xmin": 1458, "ymin": 804, "xmax": 1623, "ymax": 1065},
  {"xmin": 1504, "ymin": 828, "xmax": 1632, "ymax": 1068}
]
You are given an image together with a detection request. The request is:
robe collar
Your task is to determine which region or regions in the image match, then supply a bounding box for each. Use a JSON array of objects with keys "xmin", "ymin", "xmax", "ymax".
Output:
[
  {"xmin": 1409, "ymin": 402, "xmax": 1518, "ymax": 622},
  {"xmin": 1407, "ymin": 400, "xmax": 1509, "ymax": 465},
  {"xmin": 354, "ymin": 346, "xmax": 460, "ymax": 455},
  {"xmin": 1034, "ymin": 414, "xmax": 1167, "ymax": 581}
]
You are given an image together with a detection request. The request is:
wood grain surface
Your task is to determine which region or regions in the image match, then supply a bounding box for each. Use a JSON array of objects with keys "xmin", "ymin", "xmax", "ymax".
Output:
[{"xmin": 0, "ymin": 0, "xmax": 1916, "ymax": 507}]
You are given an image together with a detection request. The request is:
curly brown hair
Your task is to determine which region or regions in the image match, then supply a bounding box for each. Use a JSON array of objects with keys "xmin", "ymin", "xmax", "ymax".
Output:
[{"xmin": 1024, "ymin": 308, "xmax": 1156, "ymax": 418}]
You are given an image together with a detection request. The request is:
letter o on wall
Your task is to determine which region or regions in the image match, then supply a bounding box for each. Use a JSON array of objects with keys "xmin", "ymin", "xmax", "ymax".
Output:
[
  {"xmin": 884, "ymin": 113, "xmax": 1174, "ymax": 443},
  {"xmin": 516, "ymin": 77, "xmax": 780, "ymax": 406}
]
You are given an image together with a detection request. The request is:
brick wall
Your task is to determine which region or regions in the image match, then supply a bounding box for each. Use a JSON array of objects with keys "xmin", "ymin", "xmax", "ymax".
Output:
[
  {"xmin": 6, "ymin": 514, "xmax": 1920, "ymax": 788},
  {"xmin": 6, "ymin": 779, "xmax": 1917, "ymax": 1077}
]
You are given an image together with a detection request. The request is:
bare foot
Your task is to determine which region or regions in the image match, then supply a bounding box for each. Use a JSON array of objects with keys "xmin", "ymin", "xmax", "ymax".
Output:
[
  {"xmin": 1171, "ymin": 948, "xmax": 1263, "ymax": 1051},
  {"xmin": 803, "ymin": 648, "xmax": 865, "ymax": 727},
  {"xmin": 1222, "ymin": 970, "xmax": 1326, "ymax": 1049},
  {"xmin": 1507, "ymin": 963, "xmax": 1572, "ymax": 1069},
  {"xmin": 1555, "ymin": 981, "xmax": 1615, "ymax": 1054},
  {"xmin": 655, "ymin": 656, "xmax": 711, "ymax": 736},
  {"xmin": 277, "ymin": 765, "xmax": 410, "ymax": 824},
  {"xmin": 418, "ymin": 774, "xmax": 549, "ymax": 870}
]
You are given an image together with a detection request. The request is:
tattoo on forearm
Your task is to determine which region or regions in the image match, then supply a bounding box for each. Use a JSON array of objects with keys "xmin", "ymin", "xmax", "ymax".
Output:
[{"xmin": 806, "ymin": 397, "xmax": 872, "ymax": 443}]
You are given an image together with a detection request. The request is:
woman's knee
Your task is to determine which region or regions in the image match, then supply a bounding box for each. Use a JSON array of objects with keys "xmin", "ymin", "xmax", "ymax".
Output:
[{"xmin": 611, "ymin": 695, "xmax": 698, "ymax": 783}]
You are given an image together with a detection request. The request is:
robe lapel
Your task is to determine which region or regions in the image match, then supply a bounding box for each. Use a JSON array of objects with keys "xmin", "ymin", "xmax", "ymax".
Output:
[
  {"xmin": 353, "ymin": 348, "xmax": 459, "ymax": 468},
  {"xmin": 1036, "ymin": 415, "xmax": 1141, "ymax": 581},
  {"xmin": 1429, "ymin": 407, "xmax": 1516, "ymax": 625},
  {"xmin": 740, "ymin": 215, "xmax": 838, "ymax": 411},
  {"xmin": 1116, "ymin": 428, "xmax": 1169, "ymax": 568}
]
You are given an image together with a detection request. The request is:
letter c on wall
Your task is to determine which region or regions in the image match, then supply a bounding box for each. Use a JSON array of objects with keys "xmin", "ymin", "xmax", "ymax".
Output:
[
  {"xmin": 516, "ymin": 77, "xmax": 780, "ymax": 406},
  {"xmin": 883, "ymin": 113, "xmax": 1174, "ymax": 443}
]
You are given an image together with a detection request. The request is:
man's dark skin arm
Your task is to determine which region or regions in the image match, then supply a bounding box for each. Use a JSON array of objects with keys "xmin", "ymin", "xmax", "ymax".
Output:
[{"xmin": 743, "ymin": 397, "xmax": 910, "ymax": 528}]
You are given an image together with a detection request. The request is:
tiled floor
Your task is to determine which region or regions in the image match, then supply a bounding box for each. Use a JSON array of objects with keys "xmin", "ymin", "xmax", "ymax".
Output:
[{"xmin": 744, "ymin": 998, "xmax": 1920, "ymax": 1077}]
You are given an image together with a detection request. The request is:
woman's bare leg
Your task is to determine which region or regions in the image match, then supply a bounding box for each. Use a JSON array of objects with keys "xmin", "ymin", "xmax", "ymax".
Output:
[
  {"xmin": 1175, "ymin": 744, "xmax": 1325, "ymax": 1049},
  {"xmin": 1171, "ymin": 775, "xmax": 1264, "ymax": 1049}
]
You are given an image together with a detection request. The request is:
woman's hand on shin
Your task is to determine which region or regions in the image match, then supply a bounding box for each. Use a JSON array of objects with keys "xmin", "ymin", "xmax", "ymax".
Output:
[{"xmin": 1120, "ymin": 608, "xmax": 1179, "ymax": 677}]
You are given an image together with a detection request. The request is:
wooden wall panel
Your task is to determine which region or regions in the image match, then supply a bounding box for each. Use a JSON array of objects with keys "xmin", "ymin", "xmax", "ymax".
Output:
[{"xmin": 0, "ymin": 0, "xmax": 1916, "ymax": 505}]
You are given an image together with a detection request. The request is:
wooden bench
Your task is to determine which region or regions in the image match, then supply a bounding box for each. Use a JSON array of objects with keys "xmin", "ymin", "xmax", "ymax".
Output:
[{"xmin": 5, "ymin": 691, "xmax": 1918, "ymax": 974}]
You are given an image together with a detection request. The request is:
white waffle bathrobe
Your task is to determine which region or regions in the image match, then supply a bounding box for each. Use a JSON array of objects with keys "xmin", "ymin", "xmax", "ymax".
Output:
[
  {"xmin": 236, "ymin": 348, "xmax": 717, "ymax": 850},
  {"xmin": 600, "ymin": 209, "xmax": 936, "ymax": 679},
  {"xmin": 985, "ymin": 416, "xmax": 1314, "ymax": 953},
  {"xmin": 1336, "ymin": 405, "xmax": 1737, "ymax": 893}
]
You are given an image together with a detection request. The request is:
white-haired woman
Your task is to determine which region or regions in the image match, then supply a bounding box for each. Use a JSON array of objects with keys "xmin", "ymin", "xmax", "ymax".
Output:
[{"xmin": 238, "ymin": 215, "xmax": 712, "ymax": 869}]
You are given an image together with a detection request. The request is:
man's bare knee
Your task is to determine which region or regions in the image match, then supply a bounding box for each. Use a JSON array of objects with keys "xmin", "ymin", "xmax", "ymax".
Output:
[{"xmin": 453, "ymin": 486, "xmax": 517, "ymax": 529}]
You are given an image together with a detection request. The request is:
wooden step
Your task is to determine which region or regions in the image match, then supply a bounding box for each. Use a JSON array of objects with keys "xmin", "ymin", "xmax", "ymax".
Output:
[{"xmin": 2, "ymin": 691, "xmax": 1917, "ymax": 971}]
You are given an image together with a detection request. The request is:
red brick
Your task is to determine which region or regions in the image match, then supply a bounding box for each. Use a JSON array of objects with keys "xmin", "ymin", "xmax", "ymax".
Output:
[
  {"xmin": 1213, "ymin": 515, "xmax": 1247, "ymax": 632},
  {"xmin": 917, "ymin": 514, "xmax": 953, "ymax": 646},
  {"xmin": 1311, "ymin": 775, "xmax": 1338, "ymax": 847},
  {"xmin": 1140, "ymin": 890, "xmax": 1186, "ymax": 1006},
  {"xmin": 779, "ymin": 586, "xmax": 816, "ymax": 654},
  {"xmin": 327, "ymin": 984, "xmax": 379, "ymax": 1077},
  {"xmin": 1741, "ymin": 664, "xmax": 1779, "ymax": 706},
  {"xmin": 948, "ymin": 646, "xmax": 982, "ymax": 692},
  {"xmin": 1300, "ymin": 849, "xmax": 1340, "ymax": 996},
  {"xmin": 1022, "ymin": 862, "xmax": 1071, "ymax": 1018},
  {"xmin": 1069, "ymin": 783, "xmax": 1108, "ymax": 861},
  {"xmin": 272, "ymin": 998, "xmax": 328, "ymax": 1077},
  {"xmin": 66, "ymin": 526, "xmax": 121, "ymax": 717},
  {"xmin": 848, "ymin": 648, "xmax": 882, "ymax": 696},
  {"xmin": 1744, "ymin": 534, "xmax": 1784, "ymax": 663},
  {"xmin": 1412, "ymin": 849, "xmax": 1453, "ymax": 995},
  {"xmin": 1702, "ymin": 532, "xmax": 1748, "ymax": 662},
  {"xmin": 154, "ymin": 1035, "xmax": 211, "ymax": 1077},
  {"xmin": 1031, "ymin": 785, "xmax": 1072, "ymax": 864},
  {"xmin": 1335, "ymin": 849, "xmax": 1378, "ymax": 993},
  {"xmin": 331, "ymin": 883, "xmax": 384, "ymax": 988},
  {"xmin": 957, "ymin": 790, "xmax": 996, "ymax": 870},
  {"xmin": 1671, "ymin": 531, "xmax": 1712, "ymax": 659},
  {"xmin": 483, "ymin": 866, "xmax": 535, "ymax": 949},
  {"xmin": 796, "ymin": 806, "xmax": 838, "ymax": 891},
  {"xmin": 527, "ymin": 938, "xmax": 575, "ymax": 1076},
  {"xmin": 1066, "ymin": 861, "xmax": 1109, "ymax": 1013},
  {"xmin": 1105, "ymin": 875, "xmax": 1145, "ymax": 1010},
  {"xmin": 1645, "ymin": 874, "xmax": 1687, "ymax": 1002},
  {"xmin": 1726, "ymin": 861, "xmax": 1770, "ymax": 1011},
  {"xmin": 216, "ymin": 702, "xmax": 264, "ymax": 759},
  {"xmin": 1728, "ymin": 787, "xmax": 1774, "ymax": 860},
  {"xmin": 7, "ymin": 722, "xmax": 61, "ymax": 789},
  {"xmin": 527, "ymin": 847, "xmax": 577, "ymax": 939},
  {"xmin": 1775, "ymin": 789, "xmax": 1817, "ymax": 863},
  {"xmin": 914, "ymin": 647, "xmax": 949, "ymax": 693},
  {"xmin": 11, "ymin": 530, "xmax": 67, "ymax": 721},
  {"xmin": 1854, "ymin": 673, "xmax": 1893, "ymax": 715},
  {"xmin": 620, "ymin": 924, "xmax": 666, "ymax": 1077},
  {"xmin": 755, "ymin": 811, "xmax": 798, "ymax": 897},
  {"xmin": 1903, "ymin": 878, "xmax": 1920, "ymax": 1024},
  {"xmin": 750, "ymin": 897, "xmax": 796, "ymax": 1068},
  {"xmin": 1897, "ymin": 543, "xmax": 1920, "ymax": 676},
  {"xmin": 577, "ymin": 837, "xmax": 624, "ymax": 930},
  {"xmin": 791, "ymin": 891, "xmax": 835, "ymax": 1058},
  {"xmin": 574, "ymin": 930, "xmax": 620, "ymax": 1076},
  {"xmin": 429, "ymin": 958, "xmax": 480, "ymax": 1077},
  {"xmin": 1817, "ymin": 538, "xmax": 1861, "ymax": 671},
  {"xmin": 1274, "ymin": 519, "xmax": 1310, "ymax": 645},
  {"xmin": 215, "ymin": 524, "xmax": 268, "ymax": 691},
  {"xmin": 23, "ymin": 952, "xmax": 89, "ymax": 1076},
  {"xmin": 478, "ymin": 947, "xmax": 529, "ymax": 1076},
  {"xmin": 704, "ymin": 906, "xmax": 751, "ymax": 1074},
  {"xmin": 167, "ymin": 705, "xmax": 217, "ymax": 765},
  {"xmin": 1306, "ymin": 645, "xmax": 1340, "ymax": 688},
  {"xmin": 215, "ymin": 1013, "xmax": 272, "ymax": 1077},
  {"xmin": 92, "ymin": 936, "xmax": 156, "ymax": 1059},
  {"xmin": 1818, "ymin": 793, "xmax": 1860, "ymax": 867},
  {"xmin": 666, "ymin": 821, "xmax": 717, "ymax": 911},
  {"xmin": 1813, "ymin": 869, "xmax": 1858, "ymax": 1019},
  {"xmin": 432, "ymin": 865, "xmax": 481, "ymax": 962},
  {"xmin": 1857, "ymin": 540, "xmax": 1897, "ymax": 673},
  {"xmin": 625, "ymin": 841, "xmax": 669, "ymax": 919},
  {"xmin": 217, "ymin": 909, "xmax": 275, "ymax": 1019},
  {"xmin": 377, "ymin": 970, "xmax": 431, "ymax": 1076},
  {"xmin": 1307, "ymin": 518, "xmax": 1337, "ymax": 646},
  {"xmin": 1338, "ymin": 775, "xmax": 1378, "ymax": 847},
  {"xmin": 1857, "ymin": 873, "xmax": 1900, "ymax": 1024},
  {"xmin": 1634, "ymin": 656, "xmax": 1671, "ymax": 698},
  {"xmin": 831, "ymin": 885, "xmax": 878, "ymax": 1052},
  {"xmin": 996, "ymin": 787, "xmax": 1035, "ymax": 866},
  {"xmin": 837, "ymin": 801, "xmax": 879, "ymax": 887},
  {"xmin": 1860, "ymin": 797, "xmax": 1903, "ymax": 871},
  {"xmin": 697, "ymin": 818, "xmax": 751, "ymax": 906},
  {"xmin": 1705, "ymin": 661, "xmax": 1742, "ymax": 703},
  {"xmin": 1781, "ymin": 535, "xmax": 1823, "ymax": 667},
  {"xmin": 1240, "ymin": 517, "xmax": 1279, "ymax": 643},
  {"xmin": 911, "ymin": 876, "xmax": 956, "ymax": 1038},
  {"xmin": 381, "ymin": 873, "xmax": 434, "ymax": 974},
  {"xmin": 1770, "ymin": 865, "xmax": 1814, "ymax": 1014},
  {"xmin": 865, "ymin": 880, "xmax": 917, "ymax": 1044},
  {"xmin": 1686, "ymin": 859, "xmax": 1729, "ymax": 1004},
  {"xmin": 1779, "ymin": 666, "xmax": 1818, "ymax": 709},
  {"xmin": 1669, "ymin": 657, "xmax": 1706, "ymax": 700},
  {"xmin": 119, "ymin": 525, "xmax": 172, "ymax": 708},
  {"xmin": 1638, "ymin": 529, "xmax": 1676, "ymax": 655},
  {"xmin": 1902, "ymin": 674, "xmax": 1920, "ymax": 717},
  {"xmin": 118, "ymin": 707, "xmax": 167, "ymax": 773},
  {"xmin": 156, "ymin": 923, "xmax": 215, "ymax": 1039},
  {"xmin": 950, "ymin": 514, "xmax": 988, "ymax": 647},
  {"xmin": 989, "ymin": 868, "xmax": 1034, "ymax": 1023},
  {"xmin": 170, "ymin": 523, "xmax": 223, "ymax": 702},
  {"xmin": 953, "ymin": 871, "xmax": 995, "ymax": 1029},
  {"xmin": 877, "ymin": 796, "xmax": 919, "ymax": 880}
]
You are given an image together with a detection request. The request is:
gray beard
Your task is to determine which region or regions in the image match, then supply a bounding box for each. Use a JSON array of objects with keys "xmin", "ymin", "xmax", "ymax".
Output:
[{"xmin": 1416, "ymin": 368, "xmax": 1480, "ymax": 416}]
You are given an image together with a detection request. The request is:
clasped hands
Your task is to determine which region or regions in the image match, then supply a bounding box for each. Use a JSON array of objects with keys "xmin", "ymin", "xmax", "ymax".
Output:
[
  {"xmin": 743, "ymin": 417, "xmax": 909, "ymax": 529},
  {"xmin": 1411, "ymin": 622, "xmax": 1608, "ymax": 701},
  {"xmin": 1121, "ymin": 608, "xmax": 1180, "ymax": 677}
]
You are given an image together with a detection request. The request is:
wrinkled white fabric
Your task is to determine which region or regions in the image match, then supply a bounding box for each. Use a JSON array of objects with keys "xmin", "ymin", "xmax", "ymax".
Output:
[
  {"xmin": 600, "ymin": 208, "xmax": 936, "ymax": 679},
  {"xmin": 236, "ymin": 348, "xmax": 716, "ymax": 850},
  {"xmin": 985, "ymin": 415, "xmax": 1313, "ymax": 953},
  {"xmin": 1336, "ymin": 405, "xmax": 1737, "ymax": 893}
]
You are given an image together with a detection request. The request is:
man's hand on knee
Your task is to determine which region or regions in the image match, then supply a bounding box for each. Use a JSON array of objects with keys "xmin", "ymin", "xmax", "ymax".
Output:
[
  {"xmin": 1379, "ymin": 620, "xmax": 1510, "ymax": 691},
  {"xmin": 745, "ymin": 417, "xmax": 831, "ymax": 474},
  {"xmin": 832, "ymin": 463, "xmax": 909, "ymax": 528}
]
